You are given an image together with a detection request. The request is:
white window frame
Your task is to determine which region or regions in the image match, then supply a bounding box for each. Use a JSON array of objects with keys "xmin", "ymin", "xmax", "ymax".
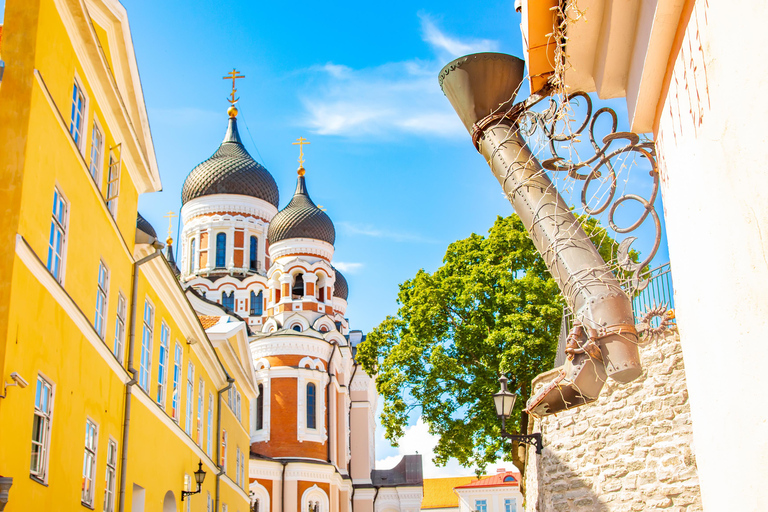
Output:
[
  {"xmin": 207, "ymin": 392, "xmax": 213, "ymax": 457},
  {"xmin": 30, "ymin": 374, "xmax": 54, "ymax": 482},
  {"xmin": 94, "ymin": 260, "xmax": 109, "ymax": 339},
  {"xmin": 157, "ymin": 322, "xmax": 170, "ymax": 406},
  {"xmin": 172, "ymin": 341, "xmax": 182, "ymax": 422},
  {"xmin": 475, "ymin": 500, "xmax": 487, "ymax": 512},
  {"xmin": 240, "ymin": 447, "xmax": 246, "ymax": 489},
  {"xmin": 251, "ymin": 367, "xmax": 270, "ymax": 443},
  {"xmin": 105, "ymin": 146, "xmax": 121, "ymax": 216},
  {"xmin": 139, "ymin": 299, "xmax": 154, "ymax": 392},
  {"xmin": 197, "ymin": 377, "xmax": 204, "ymax": 446},
  {"xmin": 82, "ymin": 418, "xmax": 99, "ymax": 506},
  {"xmin": 235, "ymin": 447, "xmax": 240, "ymax": 488},
  {"xmin": 296, "ymin": 369, "xmax": 328, "ymax": 443},
  {"xmin": 221, "ymin": 429, "xmax": 227, "ymax": 470},
  {"xmin": 89, "ymin": 117, "xmax": 105, "ymax": 185},
  {"xmin": 185, "ymin": 362, "xmax": 194, "ymax": 435},
  {"xmin": 47, "ymin": 187, "xmax": 68, "ymax": 284},
  {"xmin": 113, "ymin": 292, "xmax": 126, "ymax": 363},
  {"xmin": 503, "ymin": 498, "xmax": 517, "ymax": 512},
  {"xmin": 69, "ymin": 75, "xmax": 88, "ymax": 153},
  {"xmin": 103, "ymin": 438, "xmax": 118, "ymax": 512}
]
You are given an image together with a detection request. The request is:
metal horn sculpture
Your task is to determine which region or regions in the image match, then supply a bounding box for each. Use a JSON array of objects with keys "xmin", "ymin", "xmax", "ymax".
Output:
[{"xmin": 439, "ymin": 53, "xmax": 641, "ymax": 417}]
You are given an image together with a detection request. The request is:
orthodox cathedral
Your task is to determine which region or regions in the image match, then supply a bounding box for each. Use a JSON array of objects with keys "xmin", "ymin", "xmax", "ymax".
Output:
[{"xmin": 173, "ymin": 101, "xmax": 424, "ymax": 512}]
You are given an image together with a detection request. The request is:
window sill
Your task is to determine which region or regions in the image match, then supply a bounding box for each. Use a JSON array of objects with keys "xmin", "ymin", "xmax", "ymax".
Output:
[
  {"xmin": 30, "ymin": 474, "xmax": 48, "ymax": 487},
  {"xmin": 81, "ymin": 501, "xmax": 95, "ymax": 510}
]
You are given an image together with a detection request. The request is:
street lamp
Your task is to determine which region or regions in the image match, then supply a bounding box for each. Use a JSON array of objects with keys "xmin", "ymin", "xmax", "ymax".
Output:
[
  {"xmin": 493, "ymin": 376, "xmax": 543, "ymax": 454},
  {"xmin": 181, "ymin": 460, "xmax": 207, "ymax": 501}
]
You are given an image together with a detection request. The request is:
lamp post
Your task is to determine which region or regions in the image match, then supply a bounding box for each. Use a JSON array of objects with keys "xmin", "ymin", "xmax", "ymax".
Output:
[
  {"xmin": 181, "ymin": 460, "xmax": 207, "ymax": 501},
  {"xmin": 493, "ymin": 376, "xmax": 543, "ymax": 454}
]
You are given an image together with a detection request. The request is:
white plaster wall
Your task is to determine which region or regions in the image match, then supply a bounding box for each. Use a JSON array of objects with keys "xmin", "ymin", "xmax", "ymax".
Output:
[{"xmin": 655, "ymin": 2, "xmax": 768, "ymax": 510}]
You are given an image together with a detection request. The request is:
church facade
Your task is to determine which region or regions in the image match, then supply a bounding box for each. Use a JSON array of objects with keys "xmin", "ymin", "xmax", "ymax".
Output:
[{"xmin": 175, "ymin": 104, "xmax": 424, "ymax": 512}]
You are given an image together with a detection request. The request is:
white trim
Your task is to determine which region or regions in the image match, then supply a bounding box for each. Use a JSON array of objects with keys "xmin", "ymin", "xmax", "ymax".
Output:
[
  {"xmin": 268, "ymin": 239, "xmax": 335, "ymax": 263},
  {"xmin": 300, "ymin": 484, "xmax": 330, "ymax": 512},
  {"xmin": 221, "ymin": 472, "xmax": 250, "ymax": 503},
  {"xmin": 15, "ymin": 234, "xmax": 130, "ymax": 384},
  {"xmin": 297, "ymin": 369, "xmax": 327, "ymax": 443},
  {"xmin": 251, "ymin": 377, "xmax": 270, "ymax": 443},
  {"xmin": 249, "ymin": 480, "xmax": 271, "ymax": 512},
  {"xmin": 70, "ymin": 71, "xmax": 90, "ymax": 155}
]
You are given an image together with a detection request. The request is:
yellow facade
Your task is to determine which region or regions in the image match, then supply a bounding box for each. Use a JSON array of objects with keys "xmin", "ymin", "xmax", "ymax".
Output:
[{"xmin": 0, "ymin": 1, "xmax": 254, "ymax": 511}]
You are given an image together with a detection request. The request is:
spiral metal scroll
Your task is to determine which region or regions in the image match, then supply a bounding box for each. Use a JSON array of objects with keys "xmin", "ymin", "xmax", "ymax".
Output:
[{"xmin": 518, "ymin": 92, "xmax": 662, "ymax": 295}]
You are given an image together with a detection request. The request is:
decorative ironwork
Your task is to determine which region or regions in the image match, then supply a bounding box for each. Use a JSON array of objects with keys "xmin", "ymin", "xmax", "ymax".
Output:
[
  {"xmin": 500, "ymin": 419, "xmax": 543, "ymax": 454},
  {"xmin": 518, "ymin": 92, "xmax": 663, "ymax": 296}
]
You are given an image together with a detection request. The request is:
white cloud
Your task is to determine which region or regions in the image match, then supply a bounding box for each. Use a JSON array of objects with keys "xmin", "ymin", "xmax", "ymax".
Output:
[
  {"xmin": 298, "ymin": 14, "xmax": 499, "ymax": 139},
  {"xmin": 375, "ymin": 417, "xmax": 518, "ymax": 478},
  {"xmin": 333, "ymin": 261, "xmax": 364, "ymax": 273}
]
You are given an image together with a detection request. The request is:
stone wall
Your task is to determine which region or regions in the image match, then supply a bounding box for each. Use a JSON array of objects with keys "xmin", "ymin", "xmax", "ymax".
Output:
[{"xmin": 524, "ymin": 333, "xmax": 702, "ymax": 511}]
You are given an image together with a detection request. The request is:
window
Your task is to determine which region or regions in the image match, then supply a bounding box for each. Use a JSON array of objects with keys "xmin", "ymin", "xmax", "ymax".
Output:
[
  {"xmin": 292, "ymin": 325, "xmax": 302, "ymax": 332},
  {"xmin": 250, "ymin": 290, "xmax": 263, "ymax": 316},
  {"xmin": 157, "ymin": 322, "xmax": 170, "ymax": 406},
  {"xmin": 222, "ymin": 291, "xmax": 235, "ymax": 311},
  {"xmin": 292, "ymin": 273, "xmax": 304, "ymax": 298},
  {"xmin": 139, "ymin": 300, "xmax": 154, "ymax": 392},
  {"xmin": 306, "ymin": 383, "xmax": 316, "ymax": 429},
  {"xmin": 252, "ymin": 498, "xmax": 260, "ymax": 512},
  {"xmin": 504, "ymin": 499, "xmax": 517, "ymax": 512},
  {"xmin": 113, "ymin": 292, "xmax": 126, "ymax": 362},
  {"xmin": 30, "ymin": 375, "xmax": 53, "ymax": 480},
  {"xmin": 89, "ymin": 121, "xmax": 104, "ymax": 183},
  {"xmin": 308, "ymin": 501, "xmax": 320, "ymax": 512},
  {"xmin": 104, "ymin": 439, "xmax": 118, "ymax": 512},
  {"xmin": 208, "ymin": 492, "xmax": 213, "ymax": 512},
  {"xmin": 207, "ymin": 393, "xmax": 213, "ymax": 457},
  {"xmin": 197, "ymin": 378, "xmax": 204, "ymax": 445},
  {"xmin": 47, "ymin": 188, "xmax": 68, "ymax": 282},
  {"xmin": 475, "ymin": 500, "xmax": 487, "ymax": 512},
  {"xmin": 215, "ymin": 233, "xmax": 226, "ymax": 268},
  {"xmin": 503, "ymin": 475, "xmax": 516, "ymax": 482},
  {"xmin": 94, "ymin": 261, "xmax": 109, "ymax": 339},
  {"xmin": 184, "ymin": 475, "xmax": 192, "ymax": 512},
  {"xmin": 249, "ymin": 236, "xmax": 258, "ymax": 271},
  {"xmin": 236, "ymin": 390, "xmax": 241, "ymax": 422},
  {"xmin": 189, "ymin": 238, "xmax": 197, "ymax": 274},
  {"xmin": 256, "ymin": 384, "xmax": 264, "ymax": 430},
  {"xmin": 240, "ymin": 448, "xmax": 245, "ymax": 488},
  {"xmin": 236, "ymin": 447, "xmax": 240, "ymax": 488},
  {"xmin": 70, "ymin": 79, "xmax": 86, "ymax": 149},
  {"xmin": 172, "ymin": 342, "xmax": 182, "ymax": 421},
  {"xmin": 106, "ymin": 150, "xmax": 120, "ymax": 216},
  {"xmin": 221, "ymin": 430, "xmax": 227, "ymax": 469},
  {"xmin": 82, "ymin": 419, "xmax": 98, "ymax": 506},
  {"xmin": 186, "ymin": 362, "xmax": 194, "ymax": 435}
]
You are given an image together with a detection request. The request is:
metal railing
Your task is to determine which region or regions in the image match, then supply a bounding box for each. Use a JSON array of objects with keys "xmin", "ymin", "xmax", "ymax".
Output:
[{"xmin": 554, "ymin": 262, "xmax": 674, "ymax": 368}]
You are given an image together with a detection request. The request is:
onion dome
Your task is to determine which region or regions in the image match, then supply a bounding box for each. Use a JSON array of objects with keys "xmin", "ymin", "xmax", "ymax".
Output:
[
  {"xmin": 333, "ymin": 267, "xmax": 348, "ymax": 300},
  {"xmin": 268, "ymin": 171, "xmax": 335, "ymax": 245},
  {"xmin": 181, "ymin": 115, "xmax": 279, "ymax": 207},
  {"xmin": 136, "ymin": 212, "xmax": 157, "ymax": 238}
]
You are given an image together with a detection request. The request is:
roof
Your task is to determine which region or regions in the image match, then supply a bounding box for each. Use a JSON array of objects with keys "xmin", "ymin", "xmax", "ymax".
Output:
[
  {"xmin": 370, "ymin": 454, "xmax": 423, "ymax": 488},
  {"xmin": 181, "ymin": 115, "xmax": 279, "ymax": 207},
  {"xmin": 421, "ymin": 477, "xmax": 477, "ymax": 509},
  {"xmin": 136, "ymin": 212, "xmax": 157, "ymax": 238},
  {"xmin": 267, "ymin": 173, "xmax": 335, "ymax": 245},
  {"xmin": 454, "ymin": 471, "xmax": 521, "ymax": 489},
  {"xmin": 198, "ymin": 315, "xmax": 221, "ymax": 329},
  {"xmin": 333, "ymin": 267, "xmax": 348, "ymax": 300}
]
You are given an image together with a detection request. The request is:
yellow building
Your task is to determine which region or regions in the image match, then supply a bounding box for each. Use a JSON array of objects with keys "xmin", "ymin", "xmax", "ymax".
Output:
[{"xmin": 0, "ymin": 1, "xmax": 254, "ymax": 511}]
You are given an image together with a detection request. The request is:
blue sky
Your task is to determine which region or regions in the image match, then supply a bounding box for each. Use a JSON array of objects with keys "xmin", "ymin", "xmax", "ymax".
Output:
[{"xmin": 2, "ymin": 0, "xmax": 668, "ymax": 475}]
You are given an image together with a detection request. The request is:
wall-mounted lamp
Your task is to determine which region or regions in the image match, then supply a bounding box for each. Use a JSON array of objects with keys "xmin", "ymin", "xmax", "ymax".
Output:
[
  {"xmin": 493, "ymin": 376, "xmax": 543, "ymax": 454},
  {"xmin": 181, "ymin": 460, "xmax": 206, "ymax": 501},
  {"xmin": 0, "ymin": 372, "xmax": 29, "ymax": 399}
]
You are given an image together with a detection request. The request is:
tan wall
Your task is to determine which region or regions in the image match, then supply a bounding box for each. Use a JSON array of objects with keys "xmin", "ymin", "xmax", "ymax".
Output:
[{"xmin": 524, "ymin": 332, "xmax": 701, "ymax": 511}]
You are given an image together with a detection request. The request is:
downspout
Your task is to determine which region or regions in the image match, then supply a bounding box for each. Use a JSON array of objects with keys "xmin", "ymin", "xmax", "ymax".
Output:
[
  {"xmin": 216, "ymin": 374, "xmax": 235, "ymax": 512},
  {"xmin": 439, "ymin": 53, "xmax": 641, "ymax": 417},
  {"xmin": 281, "ymin": 460, "xmax": 288, "ymax": 512},
  {"xmin": 325, "ymin": 343, "xmax": 337, "ymax": 463},
  {"xmin": 347, "ymin": 362, "xmax": 359, "ymax": 512},
  {"xmin": 117, "ymin": 244, "xmax": 163, "ymax": 512}
]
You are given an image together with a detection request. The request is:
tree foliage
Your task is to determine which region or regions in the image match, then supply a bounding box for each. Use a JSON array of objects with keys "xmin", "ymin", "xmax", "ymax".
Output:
[{"xmin": 356, "ymin": 213, "xmax": 633, "ymax": 472}]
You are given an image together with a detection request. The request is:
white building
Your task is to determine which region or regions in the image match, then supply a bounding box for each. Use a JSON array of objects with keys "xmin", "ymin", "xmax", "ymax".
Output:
[{"xmin": 454, "ymin": 471, "xmax": 522, "ymax": 512}]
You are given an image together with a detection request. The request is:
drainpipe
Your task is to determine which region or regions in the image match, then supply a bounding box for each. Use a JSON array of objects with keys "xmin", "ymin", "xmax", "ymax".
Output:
[
  {"xmin": 216, "ymin": 374, "xmax": 235, "ymax": 512},
  {"xmin": 325, "ymin": 343, "xmax": 337, "ymax": 463},
  {"xmin": 280, "ymin": 460, "xmax": 288, "ymax": 512},
  {"xmin": 439, "ymin": 53, "xmax": 641, "ymax": 416},
  {"xmin": 117, "ymin": 244, "xmax": 163, "ymax": 512},
  {"xmin": 346, "ymin": 362, "xmax": 358, "ymax": 476}
]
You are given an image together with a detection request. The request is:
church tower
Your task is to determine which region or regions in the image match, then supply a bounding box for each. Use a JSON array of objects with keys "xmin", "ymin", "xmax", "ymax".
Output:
[{"xmin": 178, "ymin": 83, "xmax": 423, "ymax": 512}]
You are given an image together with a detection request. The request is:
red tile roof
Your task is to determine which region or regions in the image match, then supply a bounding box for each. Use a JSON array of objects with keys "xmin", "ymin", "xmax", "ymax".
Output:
[
  {"xmin": 198, "ymin": 315, "xmax": 220, "ymax": 329},
  {"xmin": 454, "ymin": 471, "xmax": 521, "ymax": 489}
]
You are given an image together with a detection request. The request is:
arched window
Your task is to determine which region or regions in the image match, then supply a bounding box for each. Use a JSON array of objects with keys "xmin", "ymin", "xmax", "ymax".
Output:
[
  {"xmin": 249, "ymin": 236, "xmax": 258, "ymax": 271},
  {"xmin": 503, "ymin": 475, "xmax": 516, "ymax": 482},
  {"xmin": 189, "ymin": 238, "xmax": 196, "ymax": 274},
  {"xmin": 292, "ymin": 325, "xmax": 302, "ymax": 332},
  {"xmin": 250, "ymin": 290, "xmax": 263, "ymax": 316},
  {"xmin": 222, "ymin": 291, "xmax": 234, "ymax": 311},
  {"xmin": 215, "ymin": 233, "xmax": 226, "ymax": 268},
  {"xmin": 256, "ymin": 384, "xmax": 264, "ymax": 431},
  {"xmin": 251, "ymin": 499, "xmax": 260, "ymax": 512},
  {"xmin": 306, "ymin": 383, "xmax": 316, "ymax": 429},
  {"xmin": 292, "ymin": 273, "xmax": 304, "ymax": 298}
]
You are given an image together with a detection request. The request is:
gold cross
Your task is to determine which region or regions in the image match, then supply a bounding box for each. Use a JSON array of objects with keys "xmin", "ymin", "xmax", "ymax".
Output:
[
  {"xmin": 292, "ymin": 137, "xmax": 311, "ymax": 168},
  {"xmin": 223, "ymin": 68, "xmax": 245, "ymax": 105},
  {"xmin": 163, "ymin": 211, "xmax": 177, "ymax": 244}
]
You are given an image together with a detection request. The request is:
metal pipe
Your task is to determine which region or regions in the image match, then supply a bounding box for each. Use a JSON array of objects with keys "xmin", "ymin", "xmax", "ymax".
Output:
[
  {"xmin": 281, "ymin": 460, "xmax": 288, "ymax": 512},
  {"xmin": 216, "ymin": 375, "xmax": 235, "ymax": 512},
  {"xmin": 439, "ymin": 53, "xmax": 641, "ymax": 416},
  {"xmin": 325, "ymin": 342, "xmax": 337, "ymax": 463},
  {"xmin": 117, "ymin": 246, "xmax": 162, "ymax": 512}
]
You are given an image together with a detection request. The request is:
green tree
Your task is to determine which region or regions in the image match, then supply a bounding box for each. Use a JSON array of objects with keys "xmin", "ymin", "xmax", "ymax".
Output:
[{"xmin": 356, "ymin": 213, "xmax": 633, "ymax": 474}]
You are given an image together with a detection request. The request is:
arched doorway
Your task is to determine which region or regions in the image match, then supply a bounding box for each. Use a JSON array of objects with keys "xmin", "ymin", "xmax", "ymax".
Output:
[{"xmin": 162, "ymin": 490, "xmax": 177, "ymax": 512}]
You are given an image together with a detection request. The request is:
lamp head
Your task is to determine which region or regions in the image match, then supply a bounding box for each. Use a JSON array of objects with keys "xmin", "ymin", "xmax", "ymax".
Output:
[
  {"xmin": 194, "ymin": 460, "xmax": 206, "ymax": 486},
  {"xmin": 493, "ymin": 375, "xmax": 516, "ymax": 419}
]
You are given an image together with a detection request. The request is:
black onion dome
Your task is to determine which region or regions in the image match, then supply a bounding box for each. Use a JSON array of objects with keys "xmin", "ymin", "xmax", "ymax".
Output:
[
  {"xmin": 136, "ymin": 211, "xmax": 157, "ymax": 238},
  {"xmin": 267, "ymin": 174, "xmax": 335, "ymax": 245},
  {"xmin": 332, "ymin": 267, "xmax": 348, "ymax": 300},
  {"xmin": 181, "ymin": 116, "xmax": 279, "ymax": 207}
]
